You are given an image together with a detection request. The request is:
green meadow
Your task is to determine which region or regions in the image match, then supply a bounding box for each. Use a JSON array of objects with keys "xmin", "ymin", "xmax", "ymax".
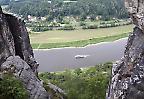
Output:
[{"xmin": 30, "ymin": 25, "xmax": 133, "ymax": 49}]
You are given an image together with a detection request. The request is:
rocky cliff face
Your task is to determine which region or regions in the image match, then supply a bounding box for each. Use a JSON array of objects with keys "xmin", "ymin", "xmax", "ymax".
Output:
[
  {"xmin": 0, "ymin": 6, "xmax": 53, "ymax": 99},
  {"xmin": 107, "ymin": 0, "xmax": 144, "ymax": 99}
]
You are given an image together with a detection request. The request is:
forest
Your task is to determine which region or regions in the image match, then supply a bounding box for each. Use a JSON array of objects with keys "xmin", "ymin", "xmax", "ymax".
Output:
[{"xmin": 0, "ymin": 0, "xmax": 128, "ymax": 21}]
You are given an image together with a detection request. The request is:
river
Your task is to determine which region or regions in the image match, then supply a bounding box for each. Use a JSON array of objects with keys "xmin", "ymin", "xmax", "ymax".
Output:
[{"xmin": 34, "ymin": 38, "xmax": 128, "ymax": 72}]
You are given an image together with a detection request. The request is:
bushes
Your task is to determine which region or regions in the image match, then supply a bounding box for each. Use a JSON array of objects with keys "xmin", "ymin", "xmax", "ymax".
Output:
[
  {"xmin": 0, "ymin": 74, "xmax": 28, "ymax": 99},
  {"xmin": 80, "ymin": 22, "xmax": 86, "ymax": 26},
  {"xmin": 82, "ymin": 25, "xmax": 98, "ymax": 29},
  {"xmin": 27, "ymin": 21, "xmax": 53, "ymax": 32},
  {"xmin": 27, "ymin": 19, "xmax": 132, "ymax": 32},
  {"xmin": 60, "ymin": 25, "xmax": 75, "ymax": 30},
  {"xmin": 31, "ymin": 26, "xmax": 53, "ymax": 32},
  {"xmin": 30, "ymin": 25, "xmax": 75, "ymax": 32},
  {"xmin": 99, "ymin": 20, "xmax": 121, "ymax": 28},
  {"xmin": 39, "ymin": 62, "xmax": 112, "ymax": 99},
  {"xmin": 99, "ymin": 23, "xmax": 120, "ymax": 28},
  {"xmin": 27, "ymin": 21, "xmax": 76, "ymax": 31},
  {"xmin": 82, "ymin": 19, "xmax": 132, "ymax": 30}
]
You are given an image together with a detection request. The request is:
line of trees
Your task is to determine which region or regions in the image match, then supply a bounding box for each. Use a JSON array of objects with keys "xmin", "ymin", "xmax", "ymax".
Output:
[{"xmin": 2, "ymin": 0, "xmax": 129, "ymax": 21}]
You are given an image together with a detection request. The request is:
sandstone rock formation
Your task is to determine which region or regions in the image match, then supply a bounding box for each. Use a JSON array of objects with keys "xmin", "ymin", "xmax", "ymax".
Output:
[
  {"xmin": 107, "ymin": 0, "xmax": 144, "ymax": 99},
  {"xmin": 0, "ymin": 6, "xmax": 53, "ymax": 99}
]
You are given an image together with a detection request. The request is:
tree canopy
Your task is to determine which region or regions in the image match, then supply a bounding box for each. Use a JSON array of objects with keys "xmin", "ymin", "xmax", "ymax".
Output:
[{"xmin": 2, "ymin": 0, "xmax": 128, "ymax": 20}]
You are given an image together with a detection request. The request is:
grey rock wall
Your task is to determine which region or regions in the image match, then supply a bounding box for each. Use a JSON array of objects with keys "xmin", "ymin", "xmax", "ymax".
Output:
[
  {"xmin": 107, "ymin": 0, "xmax": 144, "ymax": 99},
  {"xmin": 0, "ymin": 6, "xmax": 49, "ymax": 98},
  {"xmin": 1, "ymin": 56, "xmax": 49, "ymax": 99}
]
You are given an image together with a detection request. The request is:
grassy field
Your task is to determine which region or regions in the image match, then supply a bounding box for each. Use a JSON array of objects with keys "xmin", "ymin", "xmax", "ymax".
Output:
[
  {"xmin": 32, "ymin": 33, "xmax": 129, "ymax": 49},
  {"xmin": 30, "ymin": 25, "xmax": 133, "ymax": 49}
]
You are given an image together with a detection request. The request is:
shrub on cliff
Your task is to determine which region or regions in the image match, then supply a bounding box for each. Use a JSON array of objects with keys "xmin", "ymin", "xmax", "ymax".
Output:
[{"xmin": 0, "ymin": 74, "xmax": 28, "ymax": 99}]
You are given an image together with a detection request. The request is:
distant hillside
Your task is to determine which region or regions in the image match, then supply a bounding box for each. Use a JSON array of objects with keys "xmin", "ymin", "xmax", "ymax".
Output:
[{"xmin": 2, "ymin": 0, "xmax": 128, "ymax": 20}]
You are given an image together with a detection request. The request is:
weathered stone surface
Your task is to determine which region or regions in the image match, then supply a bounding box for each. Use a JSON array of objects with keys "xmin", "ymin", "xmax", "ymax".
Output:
[
  {"xmin": 0, "ymin": 6, "xmax": 50, "ymax": 98},
  {"xmin": 0, "ymin": 8, "xmax": 37, "ymax": 72},
  {"xmin": 0, "ymin": 10, "xmax": 15, "ymax": 63},
  {"xmin": 5, "ymin": 14, "xmax": 39, "ymax": 73},
  {"xmin": 107, "ymin": 0, "xmax": 144, "ymax": 99},
  {"xmin": 125, "ymin": 0, "xmax": 144, "ymax": 32},
  {"xmin": 1, "ymin": 56, "xmax": 49, "ymax": 99},
  {"xmin": 0, "ymin": 6, "xmax": 66, "ymax": 99}
]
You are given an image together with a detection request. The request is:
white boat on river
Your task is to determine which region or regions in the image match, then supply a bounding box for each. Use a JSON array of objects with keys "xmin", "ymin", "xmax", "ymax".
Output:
[{"xmin": 75, "ymin": 55, "xmax": 90, "ymax": 59}]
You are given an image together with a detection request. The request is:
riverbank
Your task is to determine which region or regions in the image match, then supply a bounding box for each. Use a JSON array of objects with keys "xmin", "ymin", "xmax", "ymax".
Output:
[
  {"xmin": 33, "ymin": 37, "xmax": 128, "ymax": 51},
  {"xmin": 34, "ymin": 37, "xmax": 127, "ymax": 72},
  {"xmin": 32, "ymin": 32, "xmax": 129, "ymax": 49}
]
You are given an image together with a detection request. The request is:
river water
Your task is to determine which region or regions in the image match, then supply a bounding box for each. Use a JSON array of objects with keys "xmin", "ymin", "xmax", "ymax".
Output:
[{"xmin": 34, "ymin": 38, "xmax": 128, "ymax": 72}]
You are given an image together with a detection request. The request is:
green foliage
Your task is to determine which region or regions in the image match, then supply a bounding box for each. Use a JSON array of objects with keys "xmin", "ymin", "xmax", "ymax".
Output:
[
  {"xmin": 83, "ymin": 24, "xmax": 98, "ymax": 29},
  {"xmin": 60, "ymin": 25, "xmax": 75, "ymax": 30},
  {"xmin": 82, "ymin": 19, "xmax": 132, "ymax": 29},
  {"xmin": 39, "ymin": 62, "xmax": 112, "ymax": 99},
  {"xmin": 5, "ymin": 0, "xmax": 128, "ymax": 20},
  {"xmin": 79, "ymin": 22, "xmax": 86, "ymax": 26},
  {"xmin": 31, "ymin": 26, "xmax": 53, "ymax": 32},
  {"xmin": 42, "ymin": 82, "xmax": 67, "ymax": 99},
  {"xmin": 0, "ymin": 74, "xmax": 28, "ymax": 99},
  {"xmin": 26, "ymin": 21, "xmax": 53, "ymax": 32}
]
